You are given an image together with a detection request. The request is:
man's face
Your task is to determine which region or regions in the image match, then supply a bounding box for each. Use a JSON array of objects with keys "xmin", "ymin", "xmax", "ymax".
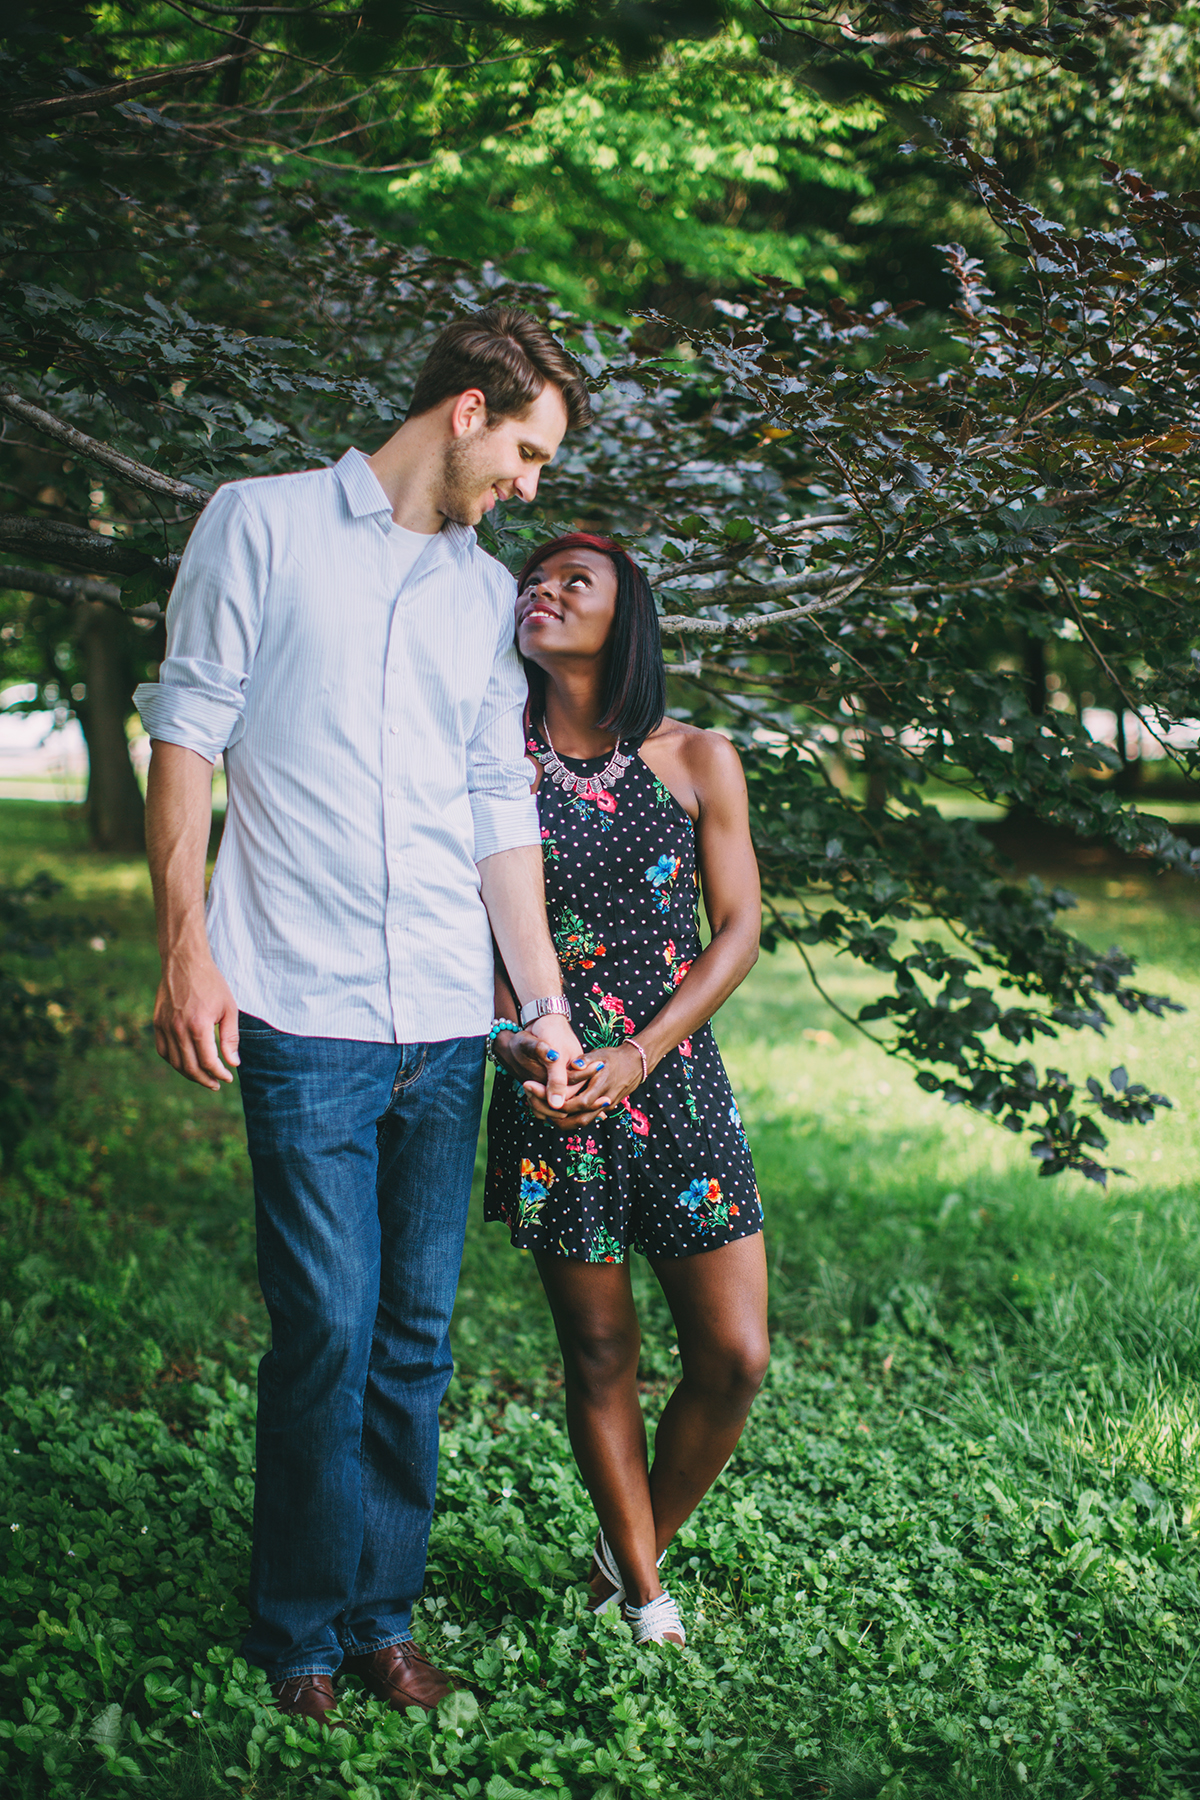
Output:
[{"xmin": 436, "ymin": 382, "xmax": 569, "ymax": 527}]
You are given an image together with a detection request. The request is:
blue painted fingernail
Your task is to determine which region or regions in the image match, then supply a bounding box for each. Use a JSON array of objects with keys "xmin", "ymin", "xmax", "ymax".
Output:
[
  {"xmin": 546, "ymin": 1050, "xmax": 559, "ymax": 1061},
  {"xmin": 596, "ymin": 1061, "xmax": 605, "ymax": 1069}
]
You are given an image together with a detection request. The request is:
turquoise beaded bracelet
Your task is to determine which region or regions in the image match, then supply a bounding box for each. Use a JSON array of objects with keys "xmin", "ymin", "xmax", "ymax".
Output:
[{"xmin": 486, "ymin": 1018, "xmax": 520, "ymax": 1064}]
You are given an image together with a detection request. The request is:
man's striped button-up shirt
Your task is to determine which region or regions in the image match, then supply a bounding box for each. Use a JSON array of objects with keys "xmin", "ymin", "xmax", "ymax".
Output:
[{"xmin": 134, "ymin": 448, "xmax": 538, "ymax": 1043}]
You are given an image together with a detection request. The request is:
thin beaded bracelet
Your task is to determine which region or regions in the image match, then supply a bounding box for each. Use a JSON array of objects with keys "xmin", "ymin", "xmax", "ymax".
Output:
[{"xmin": 486, "ymin": 1018, "xmax": 520, "ymax": 1065}]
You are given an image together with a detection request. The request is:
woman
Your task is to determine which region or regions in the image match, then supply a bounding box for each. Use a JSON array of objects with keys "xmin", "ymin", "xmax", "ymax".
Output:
[{"xmin": 484, "ymin": 533, "xmax": 768, "ymax": 1649}]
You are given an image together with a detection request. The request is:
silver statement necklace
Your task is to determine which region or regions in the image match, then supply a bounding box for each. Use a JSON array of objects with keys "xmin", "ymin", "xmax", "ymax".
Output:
[{"xmin": 538, "ymin": 721, "xmax": 633, "ymax": 799}]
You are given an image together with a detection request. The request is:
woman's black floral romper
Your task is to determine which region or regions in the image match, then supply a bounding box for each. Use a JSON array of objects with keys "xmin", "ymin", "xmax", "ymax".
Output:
[{"xmin": 484, "ymin": 733, "xmax": 762, "ymax": 1263}]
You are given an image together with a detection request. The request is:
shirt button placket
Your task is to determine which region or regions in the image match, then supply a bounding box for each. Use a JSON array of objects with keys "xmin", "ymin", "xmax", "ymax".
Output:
[{"xmin": 383, "ymin": 650, "xmax": 408, "ymax": 1037}]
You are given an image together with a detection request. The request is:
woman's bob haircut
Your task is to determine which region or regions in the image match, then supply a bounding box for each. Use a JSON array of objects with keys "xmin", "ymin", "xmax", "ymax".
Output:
[{"xmin": 516, "ymin": 533, "xmax": 666, "ymax": 744}]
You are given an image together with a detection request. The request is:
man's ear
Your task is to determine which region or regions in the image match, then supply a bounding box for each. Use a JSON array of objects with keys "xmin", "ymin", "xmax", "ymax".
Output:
[{"xmin": 449, "ymin": 388, "xmax": 488, "ymax": 438}]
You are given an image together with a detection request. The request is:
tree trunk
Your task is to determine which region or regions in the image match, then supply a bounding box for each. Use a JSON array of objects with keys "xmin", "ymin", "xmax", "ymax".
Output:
[
  {"xmin": 1023, "ymin": 629, "xmax": 1046, "ymax": 718},
  {"xmin": 1109, "ymin": 700, "xmax": 1143, "ymax": 795},
  {"xmin": 73, "ymin": 601, "xmax": 145, "ymax": 852},
  {"xmin": 218, "ymin": 10, "xmax": 260, "ymax": 106},
  {"xmin": 1004, "ymin": 627, "xmax": 1048, "ymax": 827}
]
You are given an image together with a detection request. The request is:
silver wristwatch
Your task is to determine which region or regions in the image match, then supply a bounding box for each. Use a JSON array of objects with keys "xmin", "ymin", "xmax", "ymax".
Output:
[{"xmin": 518, "ymin": 994, "xmax": 572, "ymax": 1027}]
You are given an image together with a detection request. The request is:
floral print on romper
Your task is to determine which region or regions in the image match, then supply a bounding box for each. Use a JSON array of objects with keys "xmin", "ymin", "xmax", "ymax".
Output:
[{"xmin": 484, "ymin": 732, "xmax": 762, "ymax": 1262}]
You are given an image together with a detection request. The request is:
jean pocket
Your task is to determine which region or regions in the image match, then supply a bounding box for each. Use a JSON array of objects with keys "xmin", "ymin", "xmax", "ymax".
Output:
[{"xmin": 237, "ymin": 1012, "xmax": 283, "ymax": 1038}]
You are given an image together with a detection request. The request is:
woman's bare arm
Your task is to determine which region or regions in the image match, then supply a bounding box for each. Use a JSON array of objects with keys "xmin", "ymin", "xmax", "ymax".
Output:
[{"xmin": 623, "ymin": 730, "xmax": 760, "ymax": 1073}]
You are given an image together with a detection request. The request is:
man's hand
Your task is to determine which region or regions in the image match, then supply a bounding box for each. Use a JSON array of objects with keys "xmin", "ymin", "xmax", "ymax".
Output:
[
  {"xmin": 154, "ymin": 947, "xmax": 240, "ymax": 1090},
  {"xmin": 521, "ymin": 1011, "xmax": 591, "ymax": 1111}
]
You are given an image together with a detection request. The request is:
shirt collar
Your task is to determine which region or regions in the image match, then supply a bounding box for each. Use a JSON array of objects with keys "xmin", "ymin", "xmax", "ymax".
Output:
[
  {"xmin": 335, "ymin": 446, "xmax": 392, "ymax": 518},
  {"xmin": 335, "ymin": 448, "xmax": 477, "ymax": 563}
]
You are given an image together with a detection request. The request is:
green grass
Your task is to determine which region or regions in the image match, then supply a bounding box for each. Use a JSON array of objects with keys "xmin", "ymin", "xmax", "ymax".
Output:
[{"xmin": 3, "ymin": 797, "xmax": 1200, "ymax": 1798}]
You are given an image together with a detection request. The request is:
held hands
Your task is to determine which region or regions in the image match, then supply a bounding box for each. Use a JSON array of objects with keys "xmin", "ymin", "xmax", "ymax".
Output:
[
  {"xmin": 496, "ymin": 1011, "xmax": 589, "ymax": 1116},
  {"xmin": 495, "ymin": 1027, "xmax": 648, "ymax": 1130},
  {"xmin": 154, "ymin": 948, "xmax": 240, "ymax": 1090}
]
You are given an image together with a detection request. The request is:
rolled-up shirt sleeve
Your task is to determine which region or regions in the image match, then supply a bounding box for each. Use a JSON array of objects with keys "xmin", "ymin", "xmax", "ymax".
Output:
[
  {"xmin": 468, "ymin": 607, "xmax": 540, "ymax": 862},
  {"xmin": 133, "ymin": 485, "xmax": 267, "ymax": 762}
]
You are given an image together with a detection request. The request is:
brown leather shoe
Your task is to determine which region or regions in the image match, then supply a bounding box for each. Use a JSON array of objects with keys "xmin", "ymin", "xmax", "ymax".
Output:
[
  {"xmin": 341, "ymin": 1641, "xmax": 456, "ymax": 1712},
  {"xmin": 270, "ymin": 1672, "xmax": 339, "ymax": 1728}
]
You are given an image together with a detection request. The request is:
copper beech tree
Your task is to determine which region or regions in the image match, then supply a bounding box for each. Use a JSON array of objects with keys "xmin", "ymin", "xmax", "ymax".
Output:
[{"xmin": 565, "ymin": 148, "xmax": 1199, "ymax": 1183}]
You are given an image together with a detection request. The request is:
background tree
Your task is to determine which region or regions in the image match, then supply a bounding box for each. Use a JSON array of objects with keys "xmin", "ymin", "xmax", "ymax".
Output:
[
  {"xmin": 564, "ymin": 148, "xmax": 1200, "ymax": 1181},
  {"xmin": 0, "ymin": 0, "xmax": 726, "ymax": 848}
]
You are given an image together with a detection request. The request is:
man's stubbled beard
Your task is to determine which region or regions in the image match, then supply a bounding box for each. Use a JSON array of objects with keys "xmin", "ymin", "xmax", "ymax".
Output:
[{"xmin": 437, "ymin": 429, "xmax": 496, "ymax": 527}]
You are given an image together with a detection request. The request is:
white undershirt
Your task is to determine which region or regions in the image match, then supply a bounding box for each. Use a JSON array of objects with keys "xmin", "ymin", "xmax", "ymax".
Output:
[{"xmin": 387, "ymin": 520, "xmax": 436, "ymax": 589}]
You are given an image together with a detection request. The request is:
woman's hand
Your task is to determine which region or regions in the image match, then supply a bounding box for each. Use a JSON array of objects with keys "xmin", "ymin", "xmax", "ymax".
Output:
[
  {"xmin": 509, "ymin": 1038, "xmax": 648, "ymax": 1131},
  {"xmin": 492, "ymin": 1026, "xmax": 554, "ymax": 1084}
]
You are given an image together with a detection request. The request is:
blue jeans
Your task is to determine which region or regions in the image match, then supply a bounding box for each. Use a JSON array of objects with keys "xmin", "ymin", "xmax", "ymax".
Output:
[{"xmin": 235, "ymin": 1017, "xmax": 486, "ymax": 1682}]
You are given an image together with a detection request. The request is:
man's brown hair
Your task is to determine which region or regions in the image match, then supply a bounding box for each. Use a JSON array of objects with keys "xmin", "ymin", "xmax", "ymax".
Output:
[{"xmin": 406, "ymin": 305, "xmax": 593, "ymax": 431}]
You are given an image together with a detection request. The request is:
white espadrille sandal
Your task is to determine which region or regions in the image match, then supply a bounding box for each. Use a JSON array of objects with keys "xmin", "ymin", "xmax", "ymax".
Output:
[
  {"xmin": 589, "ymin": 1529, "xmax": 626, "ymax": 1615},
  {"xmin": 588, "ymin": 1529, "xmax": 669, "ymax": 1615},
  {"xmin": 623, "ymin": 1589, "xmax": 686, "ymax": 1646}
]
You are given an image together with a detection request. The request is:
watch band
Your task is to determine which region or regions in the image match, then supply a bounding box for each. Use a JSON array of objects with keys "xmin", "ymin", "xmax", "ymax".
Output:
[{"xmin": 518, "ymin": 994, "xmax": 572, "ymax": 1027}]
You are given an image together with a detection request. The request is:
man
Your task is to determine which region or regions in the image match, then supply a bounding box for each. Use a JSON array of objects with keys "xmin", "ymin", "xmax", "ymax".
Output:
[{"xmin": 134, "ymin": 307, "xmax": 592, "ymax": 1726}]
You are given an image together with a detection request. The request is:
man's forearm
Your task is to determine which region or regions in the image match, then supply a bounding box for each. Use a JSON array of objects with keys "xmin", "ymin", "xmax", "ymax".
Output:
[
  {"xmin": 477, "ymin": 844, "xmax": 564, "ymax": 1005},
  {"xmin": 478, "ymin": 844, "xmax": 589, "ymax": 1110},
  {"xmin": 146, "ymin": 741, "xmax": 240, "ymax": 1089},
  {"xmin": 146, "ymin": 741, "xmax": 216, "ymax": 959}
]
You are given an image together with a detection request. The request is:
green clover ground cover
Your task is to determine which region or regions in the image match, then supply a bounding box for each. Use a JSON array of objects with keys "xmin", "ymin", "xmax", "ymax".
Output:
[{"xmin": 3, "ymin": 799, "xmax": 1200, "ymax": 1799}]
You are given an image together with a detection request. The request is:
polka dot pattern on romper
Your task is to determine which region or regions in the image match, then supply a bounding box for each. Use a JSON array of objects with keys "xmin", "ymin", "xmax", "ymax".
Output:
[{"xmin": 484, "ymin": 732, "xmax": 763, "ymax": 1263}]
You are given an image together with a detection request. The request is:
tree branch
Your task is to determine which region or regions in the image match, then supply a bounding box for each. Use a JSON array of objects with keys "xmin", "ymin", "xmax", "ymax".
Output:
[
  {"xmin": 9, "ymin": 54, "xmax": 254, "ymax": 124},
  {"xmin": 659, "ymin": 588, "xmax": 850, "ymax": 636},
  {"xmin": 657, "ymin": 558, "xmax": 1025, "ymax": 633},
  {"xmin": 0, "ymin": 563, "xmax": 162, "ymax": 620},
  {"xmin": 0, "ymin": 516, "xmax": 178, "ymax": 586},
  {"xmin": 657, "ymin": 563, "xmax": 851, "ymax": 604},
  {"xmin": 0, "ymin": 392, "xmax": 212, "ymax": 510}
]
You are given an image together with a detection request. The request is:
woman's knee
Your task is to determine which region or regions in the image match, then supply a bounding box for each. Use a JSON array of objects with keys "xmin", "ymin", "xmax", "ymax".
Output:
[
  {"xmin": 562, "ymin": 1322, "xmax": 641, "ymax": 1399},
  {"xmin": 683, "ymin": 1331, "xmax": 770, "ymax": 1408}
]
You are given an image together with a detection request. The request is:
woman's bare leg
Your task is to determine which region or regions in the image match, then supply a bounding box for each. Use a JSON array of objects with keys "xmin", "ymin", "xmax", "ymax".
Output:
[
  {"xmin": 532, "ymin": 1254, "xmax": 663, "ymax": 1607},
  {"xmin": 535, "ymin": 1233, "xmax": 769, "ymax": 1607},
  {"xmin": 646, "ymin": 1231, "xmax": 770, "ymax": 1553}
]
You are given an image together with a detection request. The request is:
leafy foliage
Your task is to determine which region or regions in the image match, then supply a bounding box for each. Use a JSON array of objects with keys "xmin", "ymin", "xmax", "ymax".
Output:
[
  {"xmin": 4, "ymin": 1334, "xmax": 1200, "ymax": 1799},
  {"xmin": 753, "ymin": 0, "xmax": 1180, "ymax": 99},
  {"xmin": 373, "ymin": 19, "xmax": 880, "ymax": 313},
  {"xmin": 933, "ymin": 10, "xmax": 1200, "ymax": 234},
  {"xmin": 542, "ymin": 146, "xmax": 1199, "ymax": 1180},
  {"xmin": 0, "ymin": 875, "xmax": 100, "ymax": 1166}
]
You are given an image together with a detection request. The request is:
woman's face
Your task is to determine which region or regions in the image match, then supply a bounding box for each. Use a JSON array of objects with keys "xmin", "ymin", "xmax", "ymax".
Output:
[{"xmin": 515, "ymin": 548, "xmax": 618, "ymax": 669}]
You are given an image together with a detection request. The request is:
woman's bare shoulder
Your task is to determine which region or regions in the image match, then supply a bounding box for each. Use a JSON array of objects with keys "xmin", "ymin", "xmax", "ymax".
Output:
[
  {"xmin": 646, "ymin": 720, "xmax": 743, "ymax": 779},
  {"xmin": 641, "ymin": 722, "xmax": 745, "ymax": 815}
]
